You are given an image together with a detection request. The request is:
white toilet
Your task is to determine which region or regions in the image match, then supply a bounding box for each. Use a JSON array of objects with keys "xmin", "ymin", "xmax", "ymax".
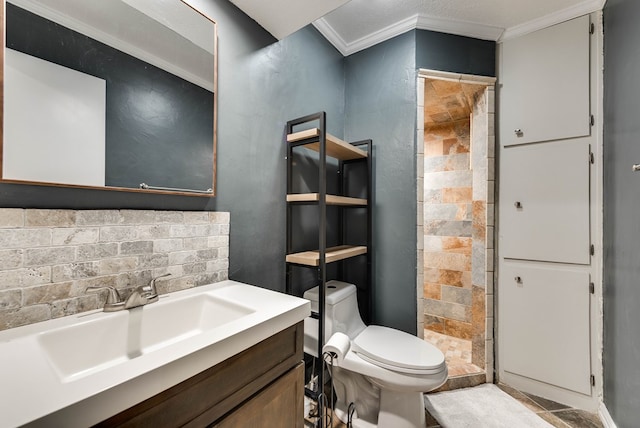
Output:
[{"xmin": 304, "ymin": 281, "xmax": 448, "ymax": 428}]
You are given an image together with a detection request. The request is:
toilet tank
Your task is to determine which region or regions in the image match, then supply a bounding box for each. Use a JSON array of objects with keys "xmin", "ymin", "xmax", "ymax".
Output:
[{"xmin": 303, "ymin": 281, "xmax": 367, "ymax": 356}]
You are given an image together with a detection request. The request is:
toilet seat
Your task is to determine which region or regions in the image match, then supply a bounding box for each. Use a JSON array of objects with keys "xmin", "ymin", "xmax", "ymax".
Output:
[{"xmin": 352, "ymin": 326, "xmax": 445, "ymax": 375}]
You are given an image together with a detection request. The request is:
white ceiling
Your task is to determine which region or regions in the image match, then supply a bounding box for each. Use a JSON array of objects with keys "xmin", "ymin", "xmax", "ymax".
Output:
[
  {"xmin": 229, "ymin": 0, "xmax": 350, "ymax": 40},
  {"xmin": 231, "ymin": 0, "xmax": 606, "ymax": 56}
]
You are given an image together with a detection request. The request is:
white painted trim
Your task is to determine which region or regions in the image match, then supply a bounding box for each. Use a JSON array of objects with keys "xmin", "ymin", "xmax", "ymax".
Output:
[
  {"xmin": 311, "ymin": 18, "xmax": 349, "ymax": 56},
  {"xmin": 416, "ymin": 15, "xmax": 503, "ymax": 41},
  {"xmin": 314, "ymin": 0, "xmax": 605, "ymax": 57},
  {"xmin": 11, "ymin": 0, "xmax": 214, "ymax": 91},
  {"xmin": 591, "ymin": 9, "xmax": 606, "ymax": 409},
  {"xmin": 315, "ymin": 13, "xmax": 502, "ymax": 57},
  {"xmin": 501, "ymin": 372, "xmax": 597, "ymax": 411},
  {"xmin": 599, "ymin": 402, "xmax": 617, "ymax": 428},
  {"xmin": 315, "ymin": 14, "xmax": 417, "ymax": 57},
  {"xmin": 418, "ymin": 68, "xmax": 496, "ymax": 86},
  {"xmin": 500, "ymin": 0, "xmax": 606, "ymax": 41}
]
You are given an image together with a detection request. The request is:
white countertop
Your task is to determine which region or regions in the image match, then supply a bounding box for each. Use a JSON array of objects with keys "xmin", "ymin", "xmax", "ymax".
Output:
[{"xmin": 0, "ymin": 280, "xmax": 310, "ymax": 428}]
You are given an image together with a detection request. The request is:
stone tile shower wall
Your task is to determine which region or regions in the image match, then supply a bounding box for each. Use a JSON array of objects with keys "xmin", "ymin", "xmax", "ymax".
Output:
[
  {"xmin": 470, "ymin": 88, "xmax": 494, "ymax": 373},
  {"xmin": 0, "ymin": 209, "xmax": 229, "ymax": 331},
  {"xmin": 423, "ymin": 119, "xmax": 474, "ymax": 339},
  {"xmin": 417, "ymin": 74, "xmax": 495, "ymax": 382}
]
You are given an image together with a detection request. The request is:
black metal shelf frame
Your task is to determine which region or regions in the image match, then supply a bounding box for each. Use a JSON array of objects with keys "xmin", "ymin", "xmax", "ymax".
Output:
[{"xmin": 284, "ymin": 111, "xmax": 372, "ymax": 427}]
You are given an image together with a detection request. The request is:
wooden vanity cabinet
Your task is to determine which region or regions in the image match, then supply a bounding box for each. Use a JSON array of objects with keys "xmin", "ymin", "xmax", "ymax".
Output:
[{"xmin": 95, "ymin": 322, "xmax": 304, "ymax": 428}]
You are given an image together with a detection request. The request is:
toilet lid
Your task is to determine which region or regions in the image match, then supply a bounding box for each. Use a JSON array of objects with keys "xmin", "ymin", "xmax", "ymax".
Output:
[{"xmin": 352, "ymin": 326, "xmax": 445, "ymax": 373}]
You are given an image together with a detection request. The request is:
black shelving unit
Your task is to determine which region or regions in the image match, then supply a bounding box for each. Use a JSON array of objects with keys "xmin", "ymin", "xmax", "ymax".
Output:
[{"xmin": 284, "ymin": 112, "xmax": 372, "ymax": 425}]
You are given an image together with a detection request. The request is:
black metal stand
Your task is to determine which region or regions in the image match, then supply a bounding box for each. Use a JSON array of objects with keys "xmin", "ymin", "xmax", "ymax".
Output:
[{"xmin": 285, "ymin": 112, "xmax": 372, "ymax": 428}]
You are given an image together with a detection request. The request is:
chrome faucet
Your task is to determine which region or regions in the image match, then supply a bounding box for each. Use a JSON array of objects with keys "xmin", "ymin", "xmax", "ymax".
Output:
[
  {"xmin": 85, "ymin": 273, "xmax": 171, "ymax": 311},
  {"xmin": 124, "ymin": 273, "xmax": 171, "ymax": 309},
  {"xmin": 85, "ymin": 285, "xmax": 125, "ymax": 312}
]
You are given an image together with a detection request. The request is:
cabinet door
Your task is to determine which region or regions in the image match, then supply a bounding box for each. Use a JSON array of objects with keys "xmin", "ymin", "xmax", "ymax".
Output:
[
  {"xmin": 500, "ymin": 15, "xmax": 590, "ymax": 146},
  {"xmin": 214, "ymin": 363, "xmax": 304, "ymax": 428},
  {"xmin": 500, "ymin": 262, "xmax": 591, "ymax": 395},
  {"xmin": 499, "ymin": 138, "xmax": 590, "ymax": 264}
]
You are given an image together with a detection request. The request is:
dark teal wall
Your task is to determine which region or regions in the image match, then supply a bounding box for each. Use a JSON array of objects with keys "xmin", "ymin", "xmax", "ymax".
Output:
[
  {"xmin": 0, "ymin": 3, "xmax": 497, "ymax": 330},
  {"xmin": 603, "ymin": 0, "xmax": 640, "ymax": 426},
  {"xmin": 0, "ymin": 0, "xmax": 346, "ymax": 292},
  {"xmin": 416, "ymin": 30, "xmax": 496, "ymax": 76},
  {"xmin": 344, "ymin": 30, "xmax": 496, "ymax": 333},
  {"xmin": 344, "ymin": 31, "xmax": 418, "ymax": 333},
  {"xmin": 191, "ymin": 0, "xmax": 346, "ymax": 291}
]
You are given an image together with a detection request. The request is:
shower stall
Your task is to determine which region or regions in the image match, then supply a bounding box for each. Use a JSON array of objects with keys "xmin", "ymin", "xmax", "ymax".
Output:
[{"xmin": 416, "ymin": 70, "xmax": 496, "ymax": 387}]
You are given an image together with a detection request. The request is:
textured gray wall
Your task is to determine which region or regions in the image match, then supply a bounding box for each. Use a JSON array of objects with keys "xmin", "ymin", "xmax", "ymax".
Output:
[
  {"xmin": 189, "ymin": 0, "xmax": 345, "ymax": 292},
  {"xmin": 344, "ymin": 31, "xmax": 418, "ymax": 333},
  {"xmin": 344, "ymin": 30, "xmax": 496, "ymax": 334},
  {"xmin": 0, "ymin": 0, "xmax": 345, "ymax": 293},
  {"xmin": 0, "ymin": 2, "xmax": 497, "ymax": 332},
  {"xmin": 603, "ymin": 0, "xmax": 640, "ymax": 426}
]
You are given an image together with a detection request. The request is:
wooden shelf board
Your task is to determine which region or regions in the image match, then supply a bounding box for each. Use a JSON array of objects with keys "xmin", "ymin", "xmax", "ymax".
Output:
[
  {"xmin": 286, "ymin": 193, "xmax": 367, "ymax": 206},
  {"xmin": 287, "ymin": 129, "xmax": 367, "ymax": 161},
  {"xmin": 286, "ymin": 245, "xmax": 367, "ymax": 266}
]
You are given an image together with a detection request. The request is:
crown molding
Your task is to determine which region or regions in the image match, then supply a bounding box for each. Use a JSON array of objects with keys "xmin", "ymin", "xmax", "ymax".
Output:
[
  {"xmin": 315, "ymin": 14, "xmax": 418, "ymax": 57},
  {"xmin": 314, "ymin": 0, "xmax": 606, "ymax": 57},
  {"xmin": 500, "ymin": 0, "xmax": 606, "ymax": 41},
  {"xmin": 315, "ymin": 13, "xmax": 503, "ymax": 57},
  {"xmin": 312, "ymin": 18, "xmax": 349, "ymax": 56},
  {"xmin": 416, "ymin": 15, "xmax": 504, "ymax": 41}
]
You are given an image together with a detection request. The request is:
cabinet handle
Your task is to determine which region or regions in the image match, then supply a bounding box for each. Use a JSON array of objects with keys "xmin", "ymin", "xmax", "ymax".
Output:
[
  {"xmin": 633, "ymin": 164, "xmax": 640, "ymax": 171},
  {"xmin": 514, "ymin": 276, "xmax": 522, "ymax": 284},
  {"xmin": 514, "ymin": 201, "xmax": 523, "ymax": 209},
  {"xmin": 514, "ymin": 129, "xmax": 523, "ymax": 136}
]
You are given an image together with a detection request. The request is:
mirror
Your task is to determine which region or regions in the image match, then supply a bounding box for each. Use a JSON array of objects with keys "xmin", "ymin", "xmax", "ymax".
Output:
[{"xmin": 1, "ymin": 0, "xmax": 217, "ymax": 196}]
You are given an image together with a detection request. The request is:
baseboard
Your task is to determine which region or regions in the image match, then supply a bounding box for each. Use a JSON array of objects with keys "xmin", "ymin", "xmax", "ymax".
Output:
[{"xmin": 599, "ymin": 402, "xmax": 617, "ymax": 428}]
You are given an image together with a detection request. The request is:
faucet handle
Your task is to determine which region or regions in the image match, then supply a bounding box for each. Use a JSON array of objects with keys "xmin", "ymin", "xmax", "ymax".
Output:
[
  {"xmin": 146, "ymin": 273, "xmax": 171, "ymax": 296},
  {"xmin": 85, "ymin": 286, "xmax": 125, "ymax": 312}
]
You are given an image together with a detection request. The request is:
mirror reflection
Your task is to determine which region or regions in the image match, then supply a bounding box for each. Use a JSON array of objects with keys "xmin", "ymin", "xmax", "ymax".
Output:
[{"xmin": 2, "ymin": 0, "xmax": 217, "ymax": 195}]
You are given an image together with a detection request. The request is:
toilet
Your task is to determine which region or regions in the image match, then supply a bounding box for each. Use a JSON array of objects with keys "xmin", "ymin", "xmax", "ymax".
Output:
[{"xmin": 304, "ymin": 281, "xmax": 448, "ymax": 428}]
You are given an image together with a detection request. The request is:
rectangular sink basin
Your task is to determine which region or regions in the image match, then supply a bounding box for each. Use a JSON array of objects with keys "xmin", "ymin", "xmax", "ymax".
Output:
[{"xmin": 37, "ymin": 294, "xmax": 255, "ymax": 382}]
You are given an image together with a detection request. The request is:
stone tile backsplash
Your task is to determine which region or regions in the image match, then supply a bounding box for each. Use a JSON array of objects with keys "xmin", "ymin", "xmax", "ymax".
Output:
[{"xmin": 0, "ymin": 209, "xmax": 230, "ymax": 331}]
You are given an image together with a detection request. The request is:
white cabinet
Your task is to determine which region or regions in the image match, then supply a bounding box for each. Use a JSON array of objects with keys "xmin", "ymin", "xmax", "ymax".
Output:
[
  {"xmin": 500, "ymin": 262, "xmax": 591, "ymax": 395},
  {"xmin": 500, "ymin": 15, "xmax": 590, "ymax": 146},
  {"xmin": 500, "ymin": 139, "xmax": 591, "ymax": 264},
  {"xmin": 498, "ymin": 13, "xmax": 599, "ymax": 407}
]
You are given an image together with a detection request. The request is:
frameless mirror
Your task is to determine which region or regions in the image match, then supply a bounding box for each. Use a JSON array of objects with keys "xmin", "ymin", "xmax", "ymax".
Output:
[{"xmin": 1, "ymin": 0, "xmax": 217, "ymax": 196}]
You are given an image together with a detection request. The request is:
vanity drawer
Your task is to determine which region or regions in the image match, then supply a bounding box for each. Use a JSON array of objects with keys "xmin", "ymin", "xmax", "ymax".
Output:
[{"xmin": 95, "ymin": 321, "xmax": 304, "ymax": 427}]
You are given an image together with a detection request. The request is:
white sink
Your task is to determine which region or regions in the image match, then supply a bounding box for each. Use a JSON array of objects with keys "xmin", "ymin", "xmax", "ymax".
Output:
[
  {"xmin": 0, "ymin": 280, "xmax": 310, "ymax": 428},
  {"xmin": 37, "ymin": 294, "xmax": 255, "ymax": 382}
]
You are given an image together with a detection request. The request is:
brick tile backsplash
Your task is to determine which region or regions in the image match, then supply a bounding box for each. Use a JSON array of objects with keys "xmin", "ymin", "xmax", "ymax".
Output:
[{"xmin": 0, "ymin": 209, "xmax": 230, "ymax": 331}]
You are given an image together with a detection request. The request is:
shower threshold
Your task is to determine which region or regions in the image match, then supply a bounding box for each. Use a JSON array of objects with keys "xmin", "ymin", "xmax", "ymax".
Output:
[{"xmin": 424, "ymin": 329, "xmax": 486, "ymax": 391}]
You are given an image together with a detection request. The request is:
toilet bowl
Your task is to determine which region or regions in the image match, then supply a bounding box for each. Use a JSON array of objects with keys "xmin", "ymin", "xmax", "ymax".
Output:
[{"xmin": 304, "ymin": 281, "xmax": 448, "ymax": 428}]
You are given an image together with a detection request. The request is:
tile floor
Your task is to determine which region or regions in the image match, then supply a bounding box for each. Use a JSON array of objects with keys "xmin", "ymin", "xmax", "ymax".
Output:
[
  {"xmin": 492, "ymin": 383, "xmax": 604, "ymax": 428},
  {"xmin": 423, "ymin": 329, "xmax": 483, "ymax": 377},
  {"xmin": 313, "ymin": 383, "xmax": 603, "ymax": 428},
  {"xmin": 309, "ymin": 331, "xmax": 603, "ymax": 427}
]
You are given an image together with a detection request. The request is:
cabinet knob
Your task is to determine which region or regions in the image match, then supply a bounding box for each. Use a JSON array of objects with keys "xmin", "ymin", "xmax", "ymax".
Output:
[
  {"xmin": 633, "ymin": 164, "xmax": 640, "ymax": 172},
  {"xmin": 514, "ymin": 201, "xmax": 523, "ymax": 209},
  {"xmin": 514, "ymin": 129, "xmax": 523, "ymax": 137},
  {"xmin": 514, "ymin": 276, "xmax": 523, "ymax": 284}
]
